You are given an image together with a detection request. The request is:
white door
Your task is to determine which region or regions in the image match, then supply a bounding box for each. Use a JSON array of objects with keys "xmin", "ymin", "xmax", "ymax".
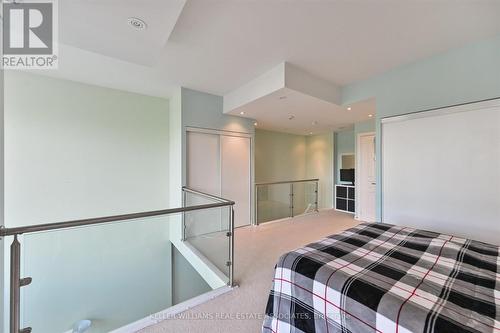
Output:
[
  {"xmin": 187, "ymin": 131, "xmax": 220, "ymax": 194},
  {"xmin": 187, "ymin": 130, "xmax": 252, "ymax": 231},
  {"xmin": 186, "ymin": 131, "xmax": 222, "ymax": 236},
  {"xmin": 358, "ymin": 134, "xmax": 376, "ymax": 222},
  {"xmin": 221, "ymin": 135, "xmax": 251, "ymax": 228}
]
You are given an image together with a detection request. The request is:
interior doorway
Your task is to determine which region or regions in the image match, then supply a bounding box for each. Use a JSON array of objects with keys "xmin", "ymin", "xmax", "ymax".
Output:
[{"xmin": 356, "ymin": 132, "xmax": 376, "ymax": 222}]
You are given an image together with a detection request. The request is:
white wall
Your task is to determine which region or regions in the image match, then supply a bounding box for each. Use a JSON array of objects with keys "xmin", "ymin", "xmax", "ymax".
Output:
[{"xmin": 4, "ymin": 71, "xmax": 172, "ymax": 332}]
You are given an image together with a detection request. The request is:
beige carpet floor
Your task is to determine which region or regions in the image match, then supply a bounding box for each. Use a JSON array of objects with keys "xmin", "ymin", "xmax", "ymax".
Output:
[{"xmin": 140, "ymin": 210, "xmax": 359, "ymax": 333}]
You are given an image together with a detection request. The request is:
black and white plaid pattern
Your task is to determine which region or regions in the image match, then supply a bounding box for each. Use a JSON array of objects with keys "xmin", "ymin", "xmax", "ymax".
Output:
[{"xmin": 263, "ymin": 223, "xmax": 499, "ymax": 333}]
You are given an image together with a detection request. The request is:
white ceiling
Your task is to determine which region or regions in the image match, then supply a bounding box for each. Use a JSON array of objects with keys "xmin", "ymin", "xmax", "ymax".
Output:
[
  {"xmin": 59, "ymin": 0, "xmax": 186, "ymax": 66},
  {"xmin": 232, "ymin": 88, "xmax": 375, "ymax": 135},
  {"xmin": 43, "ymin": 0, "xmax": 500, "ymax": 99}
]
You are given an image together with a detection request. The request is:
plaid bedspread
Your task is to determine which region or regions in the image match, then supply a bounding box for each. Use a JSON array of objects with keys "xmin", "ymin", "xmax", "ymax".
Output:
[{"xmin": 263, "ymin": 222, "xmax": 499, "ymax": 333}]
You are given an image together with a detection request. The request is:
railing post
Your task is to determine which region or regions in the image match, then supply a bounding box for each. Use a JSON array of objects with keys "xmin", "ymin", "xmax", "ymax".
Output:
[
  {"xmin": 182, "ymin": 190, "xmax": 186, "ymax": 241},
  {"xmin": 228, "ymin": 206, "xmax": 235, "ymax": 287},
  {"xmin": 289, "ymin": 183, "xmax": 294, "ymax": 218},
  {"xmin": 315, "ymin": 181, "xmax": 319, "ymax": 212},
  {"xmin": 10, "ymin": 235, "xmax": 32, "ymax": 333},
  {"xmin": 254, "ymin": 185, "xmax": 258, "ymax": 226}
]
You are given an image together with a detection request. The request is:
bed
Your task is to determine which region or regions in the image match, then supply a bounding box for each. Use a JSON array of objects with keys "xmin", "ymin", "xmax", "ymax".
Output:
[{"xmin": 263, "ymin": 222, "xmax": 499, "ymax": 333}]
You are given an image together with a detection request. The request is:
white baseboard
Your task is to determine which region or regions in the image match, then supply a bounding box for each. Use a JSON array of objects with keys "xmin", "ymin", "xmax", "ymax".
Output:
[{"xmin": 109, "ymin": 285, "xmax": 236, "ymax": 333}]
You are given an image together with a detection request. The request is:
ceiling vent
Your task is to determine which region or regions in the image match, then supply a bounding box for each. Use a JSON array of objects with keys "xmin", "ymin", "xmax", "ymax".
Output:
[{"xmin": 127, "ymin": 17, "xmax": 147, "ymax": 30}]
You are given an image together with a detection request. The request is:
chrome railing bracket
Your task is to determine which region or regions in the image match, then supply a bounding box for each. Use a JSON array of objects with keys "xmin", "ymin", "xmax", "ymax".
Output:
[{"xmin": 20, "ymin": 277, "xmax": 32, "ymax": 287}]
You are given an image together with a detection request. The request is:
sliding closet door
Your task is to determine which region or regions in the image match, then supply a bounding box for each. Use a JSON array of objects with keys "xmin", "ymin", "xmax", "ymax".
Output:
[
  {"xmin": 187, "ymin": 130, "xmax": 252, "ymax": 231},
  {"xmin": 186, "ymin": 131, "xmax": 221, "ymax": 236},
  {"xmin": 221, "ymin": 135, "xmax": 251, "ymax": 228},
  {"xmin": 186, "ymin": 131, "xmax": 220, "ymax": 194},
  {"xmin": 382, "ymin": 99, "xmax": 500, "ymax": 245}
]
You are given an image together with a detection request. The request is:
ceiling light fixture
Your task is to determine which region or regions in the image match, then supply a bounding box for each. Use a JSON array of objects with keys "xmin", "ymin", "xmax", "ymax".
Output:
[
  {"xmin": 368, "ymin": 114, "xmax": 373, "ymax": 117},
  {"xmin": 309, "ymin": 132, "xmax": 313, "ymax": 135},
  {"xmin": 240, "ymin": 111, "xmax": 245, "ymax": 115},
  {"xmin": 128, "ymin": 17, "xmax": 147, "ymax": 30},
  {"xmin": 347, "ymin": 107, "xmax": 352, "ymax": 111},
  {"xmin": 254, "ymin": 122, "xmax": 258, "ymax": 126}
]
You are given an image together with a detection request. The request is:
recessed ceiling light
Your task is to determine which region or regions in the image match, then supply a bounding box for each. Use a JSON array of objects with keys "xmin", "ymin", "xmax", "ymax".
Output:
[
  {"xmin": 309, "ymin": 132, "xmax": 313, "ymax": 135},
  {"xmin": 127, "ymin": 17, "xmax": 147, "ymax": 30},
  {"xmin": 347, "ymin": 107, "xmax": 352, "ymax": 111},
  {"xmin": 368, "ymin": 114, "xmax": 373, "ymax": 117},
  {"xmin": 240, "ymin": 111, "xmax": 245, "ymax": 115},
  {"xmin": 254, "ymin": 122, "xmax": 258, "ymax": 126}
]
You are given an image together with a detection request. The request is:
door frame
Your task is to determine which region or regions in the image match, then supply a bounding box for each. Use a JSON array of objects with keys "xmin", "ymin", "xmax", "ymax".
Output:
[
  {"xmin": 185, "ymin": 126, "xmax": 254, "ymax": 228},
  {"xmin": 356, "ymin": 132, "xmax": 376, "ymax": 222}
]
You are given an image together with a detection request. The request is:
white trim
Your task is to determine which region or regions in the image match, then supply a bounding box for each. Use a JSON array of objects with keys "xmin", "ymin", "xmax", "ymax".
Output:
[
  {"xmin": 380, "ymin": 98, "xmax": 500, "ymax": 124},
  {"xmin": 110, "ymin": 285, "xmax": 235, "ymax": 333},
  {"xmin": 356, "ymin": 132, "xmax": 376, "ymax": 222}
]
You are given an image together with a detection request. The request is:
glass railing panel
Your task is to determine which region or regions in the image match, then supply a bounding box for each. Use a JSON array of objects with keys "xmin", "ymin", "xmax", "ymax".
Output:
[
  {"xmin": 184, "ymin": 206, "xmax": 231, "ymax": 281},
  {"xmin": 184, "ymin": 192, "xmax": 226, "ymax": 239},
  {"xmin": 183, "ymin": 190, "xmax": 231, "ymax": 283},
  {"xmin": 17, "ymin": 212, "xmax": 215, "ymax": 333},
  {"xmin": 293, "ymin": 181, "xmax": 318, "ymax": 217},
  {"xmin": 256, "ymin": 183, "xmax": 291, "ymax": 224}
]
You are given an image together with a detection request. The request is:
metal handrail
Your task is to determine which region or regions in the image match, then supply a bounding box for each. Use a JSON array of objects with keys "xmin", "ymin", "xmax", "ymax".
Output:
[
  {"xmin": 255, "ymin": 178, "xmax": 319, "ymax": 186},
  {"xmin": 2, "ymin": 187, "xmax": 236, "ymax": 333},
  {"xmin": 0, "ymin": 202, "xmax": 233, "ymax": 237},
  {"xmin": 182, "ymin": 186, "xmax": 234, "ymax": 204}
]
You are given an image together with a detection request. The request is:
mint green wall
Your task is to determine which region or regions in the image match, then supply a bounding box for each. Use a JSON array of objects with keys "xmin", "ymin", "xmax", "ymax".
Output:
[
  {"xmin": 341, "ymin": 34, "xmax": 500, "ymax": 220},
  {"xmin": 4, "ymin": 72, "xmax": 173, "ymax": 332},
  {"xmin": 182, "ymin": 88, "xmax": 256, "ymax": 135},
  {"xmin": 5, "ymin": 72, "xmax": 171, "ymax": 224},
  {"xmin": 354, "ymin": 119, "xmax": 375, "ymax": 135},
  {"xmin": 172, "ymin": 245, "xmax": 211, "ymax": 304}
]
